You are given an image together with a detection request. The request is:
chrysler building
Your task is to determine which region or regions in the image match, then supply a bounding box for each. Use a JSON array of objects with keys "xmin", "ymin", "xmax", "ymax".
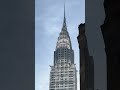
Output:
[{"xmin": 49, "ymin": 4, "xmax": 77, "ymax": 90}]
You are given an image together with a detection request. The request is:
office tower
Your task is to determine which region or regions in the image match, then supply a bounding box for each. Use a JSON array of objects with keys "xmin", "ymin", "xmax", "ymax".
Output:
[{"xmin": 49, "ymin": 4, "xmax": 77, "ymax": 90}]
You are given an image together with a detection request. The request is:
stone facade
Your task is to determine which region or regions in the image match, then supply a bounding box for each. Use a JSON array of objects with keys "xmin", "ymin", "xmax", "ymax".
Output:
[{"xmin": 77, "ymin": 23, "xmax": 94, "ymax": 90}]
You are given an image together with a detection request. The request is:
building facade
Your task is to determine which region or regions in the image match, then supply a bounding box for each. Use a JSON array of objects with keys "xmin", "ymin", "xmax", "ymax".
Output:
[
  {"xmin": 101, "ymin": 0, "xmax": 120, "ymax": 89},
  {"xmin": 77, "ymin": 23, "xmax": 94, "ymax": 90},
  {"xmin": 85, "ymin": 0, "xmax": 107, "ymax": 89},
  {"xmin": 49, "ymin": 6, "xmax": 77, "ymax": 90}
]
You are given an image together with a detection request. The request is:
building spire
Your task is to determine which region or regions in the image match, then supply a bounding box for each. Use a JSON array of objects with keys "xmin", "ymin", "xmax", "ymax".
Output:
[
  {"xmin": 56, "ymin": 0, "xmax": 72, "ymax": 50},
  {"xmin": 64, "ymin": 1, "xmax": 66, "ymax": 22},
  {"xmin": 62, "ymin": 0, "xmax": 67, "ymax": 31}
]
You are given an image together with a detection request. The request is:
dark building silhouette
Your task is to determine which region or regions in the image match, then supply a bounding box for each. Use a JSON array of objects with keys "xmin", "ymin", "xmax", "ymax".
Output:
[
  {"xmin": 101, "ymin": 0, "xmax": 120, "ymax": 89},
  {"xmin": 77, "ymin": 23, "xmax": 94, "ymax": 90},
  {"xmin": 86, "ymin": 0, "xmax": 107, "ymax": 89}
]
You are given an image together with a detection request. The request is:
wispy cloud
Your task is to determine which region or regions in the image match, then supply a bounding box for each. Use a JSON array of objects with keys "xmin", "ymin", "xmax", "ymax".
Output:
[{"xmin": 36, "ymin": 5, "xmax": 63, "ymax": 36}]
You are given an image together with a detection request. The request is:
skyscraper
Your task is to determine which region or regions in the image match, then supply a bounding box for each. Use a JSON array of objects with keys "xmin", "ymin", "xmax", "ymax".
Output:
[{"xmin": 49, "ymin": 4, "xmax": 77, "ymax": 90}]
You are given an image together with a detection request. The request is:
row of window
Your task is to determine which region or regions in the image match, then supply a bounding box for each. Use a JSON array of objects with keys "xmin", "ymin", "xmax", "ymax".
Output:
[
  {"xmin": 50, "ymin": 85, "xmax": 74, "ymax": 88},
  {"xmin": 51, "ymin": 71, "xmax": 73, "ymax": 74},
  {"xmin": 50, "ymin": 89, "xmax": 73, "ymax": 90}
]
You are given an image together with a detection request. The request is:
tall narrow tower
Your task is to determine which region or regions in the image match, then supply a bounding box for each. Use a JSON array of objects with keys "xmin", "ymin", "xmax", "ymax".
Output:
[
  {"xmin": 49, "ymin": 4, "xmax": 77, "ymax": 90},
  {"xmin": 77, "ymin": 23, "xmax": 94, "ymax": 90}
]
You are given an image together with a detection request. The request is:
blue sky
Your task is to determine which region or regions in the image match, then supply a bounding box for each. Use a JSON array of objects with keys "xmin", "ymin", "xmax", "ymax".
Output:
[{"xmin": 35, "ymin": 0, "xmax": 85, "ymax": 90}]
